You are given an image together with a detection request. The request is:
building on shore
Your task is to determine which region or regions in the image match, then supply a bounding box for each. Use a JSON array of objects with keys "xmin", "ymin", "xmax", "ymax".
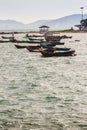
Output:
[{"xmin": 39, "ymin": 25, "xmax": 50, "ymax": 33}]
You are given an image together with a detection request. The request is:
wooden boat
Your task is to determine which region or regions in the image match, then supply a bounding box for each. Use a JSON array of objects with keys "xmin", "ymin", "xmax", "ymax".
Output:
[
  {"xmin": 14, "ymin": 44, "xmax": 41, "ymax": 49},
  {"xmin": 23, "ymin": 34, "xmax": 44, "ymax": 41},
  {"xmin": 61, "ymin": 35, "xmax": 72, "ymax": 39},
  {"xmin": 0, "ymin": 40, "xmax": 10, "ymax": 43},
  {"xmin": 28, "ymin": 36, "xmax": 44, "ymax": 41},
  {"xmin": 40, "ymin": 49, "xmax": 75, "ymax": 57},
  {"xmin": 41, "ymin": 44, "xmax": 70, "ymax": 51},
  {"xmin": 11, "ymin": 38, "xmax": 64, "ymax": 46},
  {"xmin": 14, "ymin": 44, "xmax": 28, "ymax": 49},
  {"xmin": 52, "ymin": 47, "xmax": 70, "ymax": 51},
  {"xmin": 45, "ymin": 35, "xmax": 62, "ymax": 42},
  {"xmin": 41, "ymin": 42, "xmax": 65, "ymax": 47},
  {"xmin": 11, "ymin": 39, "xmax": 44, "ymax": 44},
  {"xmin": 26, "ymin": 45, "xmax": 41, "ymax": 52},
  {"xmin": 23, "ymin": 34, "xmax": 44, "ymax": 38},
  {"xmin": 26, "ymin": 45, "xmax": 71, "ymax": 52},
  {"xmin": 2, "ymin": 36, "xmax": 14, "ymax": 39},
  {"xmin": 48, "ymin": 41, "xmax": 64, "ymax": 46}
]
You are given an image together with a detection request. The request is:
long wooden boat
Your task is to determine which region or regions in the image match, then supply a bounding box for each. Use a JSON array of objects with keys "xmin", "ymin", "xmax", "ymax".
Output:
[
  {"xmin": 11, "ymin": 39, "xmax": 44, "ymax": 44},
  {"xmin": 2, "ymin": 36, "xmax": 14, "ymax": 39},
  {"xmin": 41, "ymin": 42, "xmax": 65, "ymax": 47},
  {"xmin": 23, "ymin": 34, "xmax": 44, "ymax": 41},
  {"xmin": 26, "ymin": 46, "xmax": 41, "ymax": 52},
  {"xmin": 14, "ymin": 44, "xmax": 40, "ymax": 49},
  {"xmin": 54, "ymin": 47, "xmax": 70, "ymax": 51},
  {"xmin": 61, "ymin": 35, "xmax": 72, "ymax": 39},
  {"xmin": 14, "ymin": 44, "xmax": 28, "ymax": 49},
  {"xmin": 14, "ymin": 44, "xmax": 71, "ymax": 53},
  {"xmin": 41, "ymin": 45, "xmax": 70, "ymax": 51},
  {"xmin": 45, "ymin": 35, "xmax": 62, "ymax": 42},
  {"xmin": 0, "ymin": 40, "xmax": 10, "ymax": 43},
  {"xmin": 28, "ymin": 37, "xmax": 44, "ymax": 41},
  {"xmin": 40, "ymin": 49, "xmax": 75, "ymax": 57},
  {"xmin": 23, "ymin": 34, "xmax": 44, "ymax": 38},
  {"xmin": 10, "ymin": 39, "xmax": 65, "ymax": 46}
]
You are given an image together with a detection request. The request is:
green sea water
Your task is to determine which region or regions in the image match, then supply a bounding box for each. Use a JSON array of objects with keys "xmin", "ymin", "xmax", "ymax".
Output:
[{"xmin": 0, "ymin": 33, "xmax": 87, "ymax": 130}]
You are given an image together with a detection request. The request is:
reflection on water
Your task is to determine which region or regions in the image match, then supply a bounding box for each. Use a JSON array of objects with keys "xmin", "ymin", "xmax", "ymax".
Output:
[{"xmin": 0, "ymin": 33, "xmax": 87, "ymax": 130}]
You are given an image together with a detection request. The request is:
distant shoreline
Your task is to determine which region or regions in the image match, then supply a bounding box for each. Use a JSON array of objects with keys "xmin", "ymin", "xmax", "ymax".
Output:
[
  {"xmin": 51, "ymin": 30, "xmax": 87, "ymax": 33},
  {"xmin": 0, "ymin": 30, "xmax": 87, "ymax": 34}
]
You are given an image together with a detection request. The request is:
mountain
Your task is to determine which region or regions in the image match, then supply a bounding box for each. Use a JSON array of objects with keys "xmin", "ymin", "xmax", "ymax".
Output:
[
  {"xmin": 26, "ymin": 14, "xmax": 87, "ymax": 30},
  {"xmin": 0, "ymin": 14, "xmax": 87, "ymax": 30},
  {"xmin": 0, "ymin": 19, "xmax": 25, "ymax": 30}
]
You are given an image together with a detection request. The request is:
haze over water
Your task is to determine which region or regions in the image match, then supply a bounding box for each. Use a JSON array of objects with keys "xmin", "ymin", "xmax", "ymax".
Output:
[{"xmin": 0, "ymin": 33, "xmax": 87, "ymax": 130}]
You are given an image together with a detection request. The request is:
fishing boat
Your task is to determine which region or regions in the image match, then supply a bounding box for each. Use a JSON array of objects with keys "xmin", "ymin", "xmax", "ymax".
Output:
[
  {"xmin": 61, "ymin": 35, "xmax": 72, "ymax": 39},
  {"xmin": 0, "ymin": 40, "xmax": 10, "ymax": 43},
  {"xmin": 28, "ymin": 36, "xmax": 45, "ymax": 41},
  {"xmin": 2, "ymin": 36, "xmax": 14, "ymax": 39},
  {"xmin": 14, "ymin": 44, "xmax": 28, "ymax": 49},
  {"xmin": 47, "ymin": 41, "xmax": 65, "ymax": 46},
  {"xmin": 41, "ymin": 41, "xmax": 64, "ymax": 47},
  {"xmin": 11, "ymin": 39, "xmax": 44, "ymax": 44},
  {"xmin": 26, "ymin": 45, "xmax": 71, "ymax": 53},
  {"xmin": 14, "ymin": 44, "xmax": 41, "ymax": 50},
  {"xmin": 41, "ymin": 45, "xmax": 70, "ymax": 51},
  {"xmin": 40, "ymin": 49, "xmax": 75, "ymax": 57},
  {"xmin": 45, "ymin": 35, "xmax": 62, "ymax": 42},
  {"xmin": 23, "ymin": 34, "xmax": 45, "ymax": 42},
  {"xmin": 26, "ymin": 45, "xmax": 41, "ymax": 52}
]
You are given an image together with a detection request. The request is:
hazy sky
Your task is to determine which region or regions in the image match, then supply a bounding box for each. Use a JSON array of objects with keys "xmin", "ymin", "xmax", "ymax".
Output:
[{"xmin": 0, "ymin": 0, "xmax": 87, "ymax": 23}]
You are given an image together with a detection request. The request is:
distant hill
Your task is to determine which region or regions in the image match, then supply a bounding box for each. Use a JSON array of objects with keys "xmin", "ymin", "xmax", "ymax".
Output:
[
  {"xmin": 0, "ymin": 19, "xmax": 25, "ymax": 30},
  {"xmin": 0, "ymin": 14, "xmax": 87, "ymax": 30},
  {"xmin": 26, "ymin": 14, "xmax": 87, "ymax": 30}
]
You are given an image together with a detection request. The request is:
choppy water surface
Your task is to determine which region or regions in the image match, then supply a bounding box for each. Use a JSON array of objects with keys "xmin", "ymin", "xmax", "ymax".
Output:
[{"xmin": 0, "ymin": 33, "xmax": 87, "ymax": 130}]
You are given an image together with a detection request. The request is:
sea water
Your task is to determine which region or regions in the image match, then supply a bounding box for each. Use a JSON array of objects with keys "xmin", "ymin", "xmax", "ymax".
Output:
[{"xmin": 0, "ymin": 33, "xmax": 87, "ymax": 130}]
